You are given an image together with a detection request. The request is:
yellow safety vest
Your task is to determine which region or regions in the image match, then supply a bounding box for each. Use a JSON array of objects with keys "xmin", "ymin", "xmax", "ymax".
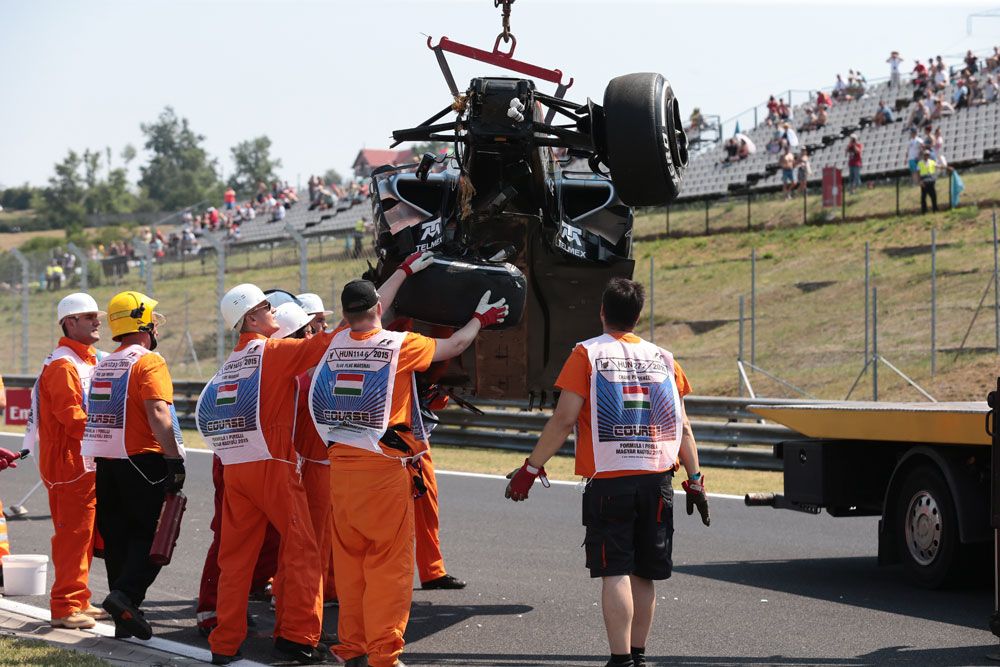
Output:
[{"xmin": 918, "ymin": 159, "xmax": 936, "ymax": 177}]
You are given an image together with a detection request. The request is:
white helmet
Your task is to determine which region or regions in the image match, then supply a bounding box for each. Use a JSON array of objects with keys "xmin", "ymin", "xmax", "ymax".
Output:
[
  {"xmin": 221, "ymin": 283, "xmax": 267, "ymax": 330},
  {"xmin": 57, "ymin": 293, "xmax": 105, "ymax": 322},
  {"xmin": 272, "ymin": 302, "xmax": 312, "ymax": 339},
  {"xmin": 296, "ymin": 293, "xmax": 333, "ymax": 316}
]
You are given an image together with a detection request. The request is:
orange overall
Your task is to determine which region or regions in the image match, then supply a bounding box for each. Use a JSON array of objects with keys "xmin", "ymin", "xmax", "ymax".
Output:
[
  {"xmin": 209, "ymin": 332, "xmax": 333, "ymax": 657},
  {"xmin": 37, "ymin": 337, "xmax": 98, "ymax": 619},
  {"xmin": 294, "ymin": 372, "xmax": 334, "ymax": 601},
  {"xmin": 328, "ymin": 329, "xmax": 435, "ymax": 667}
]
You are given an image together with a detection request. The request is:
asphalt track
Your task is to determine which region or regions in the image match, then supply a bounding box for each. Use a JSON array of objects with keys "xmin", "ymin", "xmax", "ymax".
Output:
[{"xmin": 0, "ymin": 449, "xmax": 996, "ymax": 666}]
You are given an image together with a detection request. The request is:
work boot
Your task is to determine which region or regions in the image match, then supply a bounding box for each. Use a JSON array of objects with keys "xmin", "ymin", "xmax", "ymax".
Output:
[
  {"xmin": 81, "ymin": 604, "xmax": 111, "ymax": 620},
  {"xmin": 273, "ymin": 636, "xmax": 327, "ymax": 664},
  {"xmin": 113, "ymin": 620, "xmax": 133, "ymax": 639},
  {"xmin": 102, "ymin": 590, "xmax": 152, "ymax": 640},
  {"xmin": 420, "ymin": 574, "xmax": 466, "ymax": 590},
  {"xmin": 343, "ymin": 657, "xmax": 368, "ymax": 667},
  {"xmin": 50, "ymin": 611, "xmax": 96, "ymax": 629},
  {"xmin": 319, "ymin": 629, "xmax": 337, "ymax": 644},
  {"xmin": 211, "ymin": 651, "xmax": 243, "ymax": 665}
]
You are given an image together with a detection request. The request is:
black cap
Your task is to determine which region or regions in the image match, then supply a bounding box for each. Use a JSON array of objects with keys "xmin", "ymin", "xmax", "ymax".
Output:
[{"xmin": 342, "ymin": 279, "xmax": 380, "ymax": 313}]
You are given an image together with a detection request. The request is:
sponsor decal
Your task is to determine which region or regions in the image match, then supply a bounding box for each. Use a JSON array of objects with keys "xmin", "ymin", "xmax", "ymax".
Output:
[{"xmin": 334, "ymin": 373, "xmax": 365, "ymax": 397}]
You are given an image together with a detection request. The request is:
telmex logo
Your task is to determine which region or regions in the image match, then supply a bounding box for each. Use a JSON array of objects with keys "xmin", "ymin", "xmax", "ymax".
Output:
[
  {"xmin": 559, "ymin": 224, "xmax": 583, "ymax": 246},
  {"xmin": 420, "ymin": 220, "xmax": 443, "ymax": 241}
]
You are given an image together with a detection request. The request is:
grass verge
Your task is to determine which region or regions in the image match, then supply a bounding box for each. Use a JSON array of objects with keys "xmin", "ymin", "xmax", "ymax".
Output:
[{"xmin": 0, "ymin": 636, "xmax": 109, "ymax": 666}]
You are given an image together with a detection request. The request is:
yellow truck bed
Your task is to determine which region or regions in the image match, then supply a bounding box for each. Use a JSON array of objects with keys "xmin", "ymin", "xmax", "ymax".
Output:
[{"xmin": 748, "ymin": 401, "xmax": 991, "ymax": 446}]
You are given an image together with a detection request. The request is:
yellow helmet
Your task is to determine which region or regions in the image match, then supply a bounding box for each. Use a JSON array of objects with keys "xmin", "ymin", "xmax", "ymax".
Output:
[{"xmin": 107, "ymin": 291, "xmax": 160, "ymax": 341}]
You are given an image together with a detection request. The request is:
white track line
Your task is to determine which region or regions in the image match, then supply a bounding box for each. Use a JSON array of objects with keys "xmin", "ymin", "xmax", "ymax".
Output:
[
  {"xmin": 192, "ymin": 447, "xmax": 751, "ymax": 500},
  {"xmin": 0, "ymin": 597, "xmax": 270, "ymax": 667},
  {"xmin": 434, "ymin": 468, "xmax": 748, "ymax": 500}
]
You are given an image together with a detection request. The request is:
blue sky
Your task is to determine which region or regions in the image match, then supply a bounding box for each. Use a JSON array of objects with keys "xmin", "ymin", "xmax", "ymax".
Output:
[{"xmin": 1, "ymin": 0, "xmax": 998, "ymax": 191}]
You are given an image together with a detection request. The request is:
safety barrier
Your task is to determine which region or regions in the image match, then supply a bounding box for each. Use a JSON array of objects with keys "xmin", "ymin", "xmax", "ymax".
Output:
[{"xmin": 3, "ymin": 376, "xmax": 820, "ymax": 471}]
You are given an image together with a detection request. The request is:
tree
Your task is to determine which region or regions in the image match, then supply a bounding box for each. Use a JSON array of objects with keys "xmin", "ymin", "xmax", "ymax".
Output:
[
  {"xmin": 37, "ymin": 148, "xmax": 137, "ymax": 234},
  {"xmin": 412, "ymin": 141, "xmax": 451, "ymax": 158},
  {"xmin": 138, "ymin": 106, "xmax": 222, "ymax": 210},
  {"xmin": 228, "ymin": 135, "xmax": 282, "ymax": 194},
  {"xmin": 323, "ymin": 168, "xmax": 343, "ymax": 186},
  {"xmin": 0, "ymin": 184, "xmax": 40, "ymax": 211}
]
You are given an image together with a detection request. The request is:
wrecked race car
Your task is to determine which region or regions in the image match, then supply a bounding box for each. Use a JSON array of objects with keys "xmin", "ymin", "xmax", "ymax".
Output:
[{"xmin": 367, "ymin": 32, "xmax": 688, "ymax": 404}]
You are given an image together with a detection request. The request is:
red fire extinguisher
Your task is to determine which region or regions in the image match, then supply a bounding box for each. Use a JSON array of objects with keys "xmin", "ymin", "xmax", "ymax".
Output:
[{"xmin": 149, "ymin": 492, "xmax": 187, "ymax": 566}]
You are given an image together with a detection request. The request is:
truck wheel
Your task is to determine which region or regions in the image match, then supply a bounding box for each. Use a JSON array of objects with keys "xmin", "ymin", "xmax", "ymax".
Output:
[
  {"xmin": 603, "ymin": 73, "xmax": 688, "ymax": 207},
  {"xmin": 894, "ymin": 465, "xmax": 959, "ymax": 588}
]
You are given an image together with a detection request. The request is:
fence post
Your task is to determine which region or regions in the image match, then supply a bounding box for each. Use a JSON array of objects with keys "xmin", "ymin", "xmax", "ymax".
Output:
[
  {"xmin": 895, "ymin": 177, "xmax": 901, "ymax": 217},
  {"xmin": 842, "ymin": 185, "xmax": 846, "ymax": 220},
  {"xmin": 705, "ymin": 200, "xmax": 710, "ymax": 235},
  {"xmin": 802, "ymin": 180, "xmax": 807, "ymax": 225},
  {"xmin": 750, "ymin": 248, "xmax": 757, "ymax": 366},
  {"xmin": 649, "ymin": 255, "xmax": 655, "ymax": 343},
  {"xmin": 931, "ymin": 228, "xmax": 937, "ymax": 376},
  {"xmin": 864, "ymin": 242, "xmax": 870, "ymax": 366},
  {"xmin": 132, "ymin": 237, "xmax": 155, "ymax": 296},
  {"xmin": 872, "ymin": 286, "xmax": 879, "ymax": 401},
  {"xmin": 285, "ymin": 223, "xmax": 309, "ymax": 293},
  {"xmin": 11, "ymin": 249, "xmax": 30, "ymax": 373},
  {"xmin": 993, "ymin": 209, "xmax": 999, "ymax": 354},
  {"xmin": 738, "ymin": 295, "xmax": 745, "ymax": 397},
  {"xmin": 665, "ymin": 204, "xmax": 670, "ymax": 236},
  {"xmin": 66, "ymin": 242, "xmax": 89, "ymax": 290},
  {"xmin": 205, "ymin": 235, "xmax": 227, "ymax": 366}
]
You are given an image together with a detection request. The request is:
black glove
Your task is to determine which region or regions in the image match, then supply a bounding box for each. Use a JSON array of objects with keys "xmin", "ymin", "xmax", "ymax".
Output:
[
  {"xmin": 164, "ymin": 457, "xmax": 186, "ymax": 494},
  {"xmin": 681, "ymin": 474, "xmax": 711, "ymax": 526}
]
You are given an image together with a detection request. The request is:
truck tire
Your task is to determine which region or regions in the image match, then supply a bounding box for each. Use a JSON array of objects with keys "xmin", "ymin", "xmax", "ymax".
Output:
[
  {"xmin": 894, "ymin": 465, "xmax": 959, "ymax": 588},
  {"xmin": 603, "ymin": 73, "xmax": 688, "ymax": 207}
]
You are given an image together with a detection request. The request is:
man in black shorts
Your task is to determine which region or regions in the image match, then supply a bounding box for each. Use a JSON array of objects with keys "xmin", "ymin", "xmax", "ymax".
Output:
[{"xmin": 505, "ymin": 277, "xmax": 711, "ymax": 667}]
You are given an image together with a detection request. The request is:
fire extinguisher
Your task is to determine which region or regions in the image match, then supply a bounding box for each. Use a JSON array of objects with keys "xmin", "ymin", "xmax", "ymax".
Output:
[{"xmin": 149, "ymin": 492, "xmax": 187, "ymax": 566}]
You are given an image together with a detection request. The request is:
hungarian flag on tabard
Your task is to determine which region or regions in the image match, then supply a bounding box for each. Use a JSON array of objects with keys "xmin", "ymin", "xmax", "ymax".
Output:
[
  {"xmin": 334, "ymin": 373, "xmax": 364, "ymax": 397},
  {"xmin": 216, "ymin": 383, "xmax": 239, "ymax": 406},
  {"xmin": 623, "ymin": 385, "xmax": 650, "ymax": 410},
  {"xmin": 91, "ymin": 381, "xmax": 112, "ymax": 401}
]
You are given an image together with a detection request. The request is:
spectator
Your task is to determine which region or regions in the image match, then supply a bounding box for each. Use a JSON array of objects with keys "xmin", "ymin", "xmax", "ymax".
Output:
[
  {"xmin": 965, "ymin": 50, "xmax": 979, "ymax": 75},
  {"xmin": 984, "ymin": 75, "xmax": 999, "ymax": 104},
  {"xmin": 777, "ymin": 98, "xmax": 790, "ymax": 121},
  {"xmin": 780, "ymin": 121, "xmax": 799, "ymax": 149},
  {"xmin": 271, "ymin": 199, "xmax": 286, "ymax": 223},
  {"xmin": 874, "ymin": 99, "xmax": 895, "ymax": 126},
  {"xmin": 794, "ymin": 148, "xmax": 811, "ymax": 193},
  {"xmin": 917, "ymin": 149, "xmax": 938, "ymax": 214},
  {"xmin": 832, "ymin": 74, "xmax": 847, "ymax": 100},
  {"xmin": 930, "ymin": 92, "xmax": 953, "ymax": 119},
  {"xmin": 687, "ymin": 107, "xmax": 705, "ymax": 134},
  {"xmin": 932, "ymin": 127, "xmax": 947, "ymax": 168},
  {"xmin": 887, "ymin": 50, "xmax": 904, "ymax": 88},
  {"xmin": 721, "ymin": 138, "xmax": 739, "ymax": 164},
  {"xmin": 735, "ymin": 132, "xmax": 756, "ymax": 160},
  {"xmin": 912, "ymin": 60, "xmax": 928, "ymax": 87},
  {"xmin": 766, "ymin": 128, "xmax": 783, "ymax": 154},
  {"xmin": 224, "ymin": 187, "xmax": 236, "ymax": 212},
  {"xmin": 932, "ymin": 63, "xmax": 949, "ymax": 91},
  {"xmin": 815, "ymin": 90, "xmax": 833, "ymax": 109},
  {"xmin": 906, "ymin": 98, "xmax": 929, "ymax": 131},
  {"xmin": 987, "ymin": 46, "xmax": 1000, "ymax": 73},
  {"xmin": 813, "ymin": 105, "xmax": 828, "ymax": 128},
  {"xmin": 968, "ymin": 76, "xmax": 984, "ymax": 106},
  {"xmin": 846, "ymin": 135, "xmax": 863, "ymax": 195},
  {"xmin": 779, "ymin": 147, "xmax": 796, "ymax": 199},
  {"xmin": 45, "ymin": 259, "xmax": 64, "ymax": 291},
  {"xmin": 766, "ymin": 96, "xmax": 779, "ymax": 126},
  {"xmin": 953, "ymin": 79, "xmax": 969, "ymax": 109},
  {"xmin": 906, "ymin": 129, "xmax": 924, "ymax": 185}
]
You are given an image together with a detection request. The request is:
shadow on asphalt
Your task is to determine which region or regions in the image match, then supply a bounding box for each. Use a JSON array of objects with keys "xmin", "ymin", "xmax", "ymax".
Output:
[
  {"xmin": 402, "ymin": 645, "xmax": 1000, "ymax": 666},
  {"xmin": 674, "ymin": 556, "xmax": 990, "ymax": 630}
]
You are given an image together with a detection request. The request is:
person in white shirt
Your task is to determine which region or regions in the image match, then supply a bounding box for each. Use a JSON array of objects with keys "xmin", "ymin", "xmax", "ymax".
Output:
[
  {"xmin": 887, "ymin": 51, "xmax": 903, "ymax": 88},
  {"xmin": 906, "ymin": 129, "xmax": 924, "ymax": 185}
]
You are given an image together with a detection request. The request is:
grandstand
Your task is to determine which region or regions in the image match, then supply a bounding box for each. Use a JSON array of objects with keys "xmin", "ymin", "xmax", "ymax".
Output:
[
  {"xmin": 230, "ymin": 194, "xmax": 367, "ymax": 245},
  {"xmin": 680, "ymin": 71, "xmax": 1000, "ymax": 202}
]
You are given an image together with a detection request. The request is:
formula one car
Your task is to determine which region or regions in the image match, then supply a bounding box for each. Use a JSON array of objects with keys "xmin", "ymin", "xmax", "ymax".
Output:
[{"xmin": 367, "ymin": 31, "xmax": 688, "ymax": 404}]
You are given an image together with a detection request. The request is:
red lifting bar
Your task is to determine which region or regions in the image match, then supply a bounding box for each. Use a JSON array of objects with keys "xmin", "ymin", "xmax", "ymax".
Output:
[{"xmin": 427, "ymin": 35, "xmax": 573, "ymax": 89}]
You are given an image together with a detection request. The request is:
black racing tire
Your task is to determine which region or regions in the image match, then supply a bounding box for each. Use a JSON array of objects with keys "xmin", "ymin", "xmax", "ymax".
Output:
[
  {"xmin": 602, "ymin": 72, "xmax": 688, "ymax": 206},
  {"xmin": 894, "ymin": 464, "xmax": 960, "ymax": 589}
]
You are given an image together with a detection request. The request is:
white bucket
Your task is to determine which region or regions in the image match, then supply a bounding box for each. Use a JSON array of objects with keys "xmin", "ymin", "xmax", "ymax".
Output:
[{"xmin": 1, "ymin": 554, "xmax": 49, "ymax": 596}]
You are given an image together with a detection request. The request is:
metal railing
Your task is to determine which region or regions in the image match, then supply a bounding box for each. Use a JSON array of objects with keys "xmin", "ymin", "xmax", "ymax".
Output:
[{"xmin": 3, "ymin": 376, "xmax": 819, "ymax": 471}]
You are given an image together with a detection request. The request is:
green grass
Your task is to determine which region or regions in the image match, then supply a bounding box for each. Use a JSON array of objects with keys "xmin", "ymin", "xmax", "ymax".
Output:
[{"xmin": 0, "ymin": 636, "xmax": 109, "ymax": 666}]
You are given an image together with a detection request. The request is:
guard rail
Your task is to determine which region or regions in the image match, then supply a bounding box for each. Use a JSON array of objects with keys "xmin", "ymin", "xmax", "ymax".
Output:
[{"xmin": 2, "ymin": 376, "xmax": 822, "ymax": 471}]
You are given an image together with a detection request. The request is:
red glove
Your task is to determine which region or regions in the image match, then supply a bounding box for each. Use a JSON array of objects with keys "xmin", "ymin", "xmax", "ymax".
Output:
[
  {"xmin": 399, "ymin": 251, "xmax": 434, "ymax": 276},
  {"xmin": 505, "ymin": 458, "xmax": 549, "ymax": 501},
  {"xmin": 681, "ymin": 474, "xmax": 711, "ymax": 526},
  {"xmin": 474, "ymin": 290, "xmax": 509, "ymax": 329},
  {"xmin": 0, "ymin": 448, "xmax": 19, "ymax": 472}
]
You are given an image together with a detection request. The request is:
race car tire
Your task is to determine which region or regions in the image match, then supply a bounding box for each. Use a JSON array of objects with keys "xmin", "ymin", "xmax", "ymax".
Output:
[{"xmin": 603, "ymin": 72, "xmax": 688, "ymax": 206}]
